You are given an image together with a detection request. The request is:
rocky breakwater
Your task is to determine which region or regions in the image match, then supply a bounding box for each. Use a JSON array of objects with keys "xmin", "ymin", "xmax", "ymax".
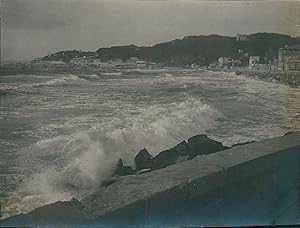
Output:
[
  {"xmin": 2, "ymin": 134, "xmax": 255, "ymax": 226},
  {"xmin": 114, "ymin": 134, "xmax": 230, "ymax": 177}
]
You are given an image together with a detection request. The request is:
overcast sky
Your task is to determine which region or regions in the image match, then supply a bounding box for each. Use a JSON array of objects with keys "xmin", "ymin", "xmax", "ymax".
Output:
[{"xmin": 1, "ymin": 0, "xmax": 299, "ymax": 61}]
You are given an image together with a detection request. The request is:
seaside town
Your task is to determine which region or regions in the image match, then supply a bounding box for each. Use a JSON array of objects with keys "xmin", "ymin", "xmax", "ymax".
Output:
[
  {"xmin": 215, "ymin": 34, "xmax": 300, "ymax": 72},
  {"xmin": 32, "ymin": 56, "xmax": 163, "ymax": 70},
  {"xmin": 25, "ymin": 35, "xmax": 300, "ymax": 72},
  {"xmin": 1, "ymin": 33, "xmax": 300, "ymax": 89},
  {"xmin": 1, "ymin": 34, "xmax": 300, "ymax": 87},
  {"xmin": 29, "ymin": 42, "xmax": 300, "ymax": 72},
  {"xmin": 215, "ymin": 36, "xmax": 300, "ymax": 73}
]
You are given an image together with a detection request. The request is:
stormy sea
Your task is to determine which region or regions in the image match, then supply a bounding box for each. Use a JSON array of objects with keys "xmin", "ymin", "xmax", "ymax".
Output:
[{"xmin": 1, "ymin": 69, "xmax": 300, "ymax": 218}]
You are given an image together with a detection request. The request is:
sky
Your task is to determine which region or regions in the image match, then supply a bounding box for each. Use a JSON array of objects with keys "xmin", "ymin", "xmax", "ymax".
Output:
[{"xmin": 1, "ymin": 0, "xmax": 300, "ymax": 61}]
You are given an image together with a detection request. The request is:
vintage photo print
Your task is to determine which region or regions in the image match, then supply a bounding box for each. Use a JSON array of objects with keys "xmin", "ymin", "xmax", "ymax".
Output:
[{"xmin": 0, "ymin": 0, "xmax": 300, "ymax": 226}]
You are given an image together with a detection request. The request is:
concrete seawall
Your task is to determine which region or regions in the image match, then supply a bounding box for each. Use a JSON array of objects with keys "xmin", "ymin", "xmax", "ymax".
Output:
[{"xmin": 2, "ymin": 132, "xmax": 300, "ymax": 226}]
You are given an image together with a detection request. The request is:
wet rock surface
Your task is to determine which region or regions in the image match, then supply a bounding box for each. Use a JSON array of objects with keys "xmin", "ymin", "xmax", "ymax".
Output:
[
  {"xmin": 112, "ymin": 134, "xmax": 229, "ymax": 176},
  {"xmin": 187, "ymin": 134, "xmax": 229, "ymax": 157},
  {"xmin": 114, "ymin": 159, "xmax": 135, "ymax": 176},
  {"xmin": 134, "ymin": 148, "xmax": 153, "ymax": 171},
  {"xmin": 152, "ymin": 140, "xmax": 193, "ymax": 170}
]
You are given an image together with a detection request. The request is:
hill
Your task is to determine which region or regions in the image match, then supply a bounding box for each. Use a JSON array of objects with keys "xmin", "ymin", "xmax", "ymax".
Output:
[
  {"xmin": 40, "ymin": 33, "xmax": 300, "ymax": 66},
  {"xmin": 40, "ymin": 50, "xmax": 97, "ymax": 63}
]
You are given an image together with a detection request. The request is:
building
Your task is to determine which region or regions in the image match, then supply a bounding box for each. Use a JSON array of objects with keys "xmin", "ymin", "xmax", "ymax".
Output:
[
  {"xmin": 278, "ymin": 45, "xmax": 300, "ymax": 71},
  {"xmin": 249, "ymin": 56, "xmax": 260, "ymax": 70},
  {"xmin": 218, "ymin": 57, "xmax": 232, "ymax": 68},
  {"xmin": 70, "ymin": 56, "xmax": 111, "ymax": 68},
  {"xmin": 218, "ymin": 57, "xmax": 241, "ymax": 68}
]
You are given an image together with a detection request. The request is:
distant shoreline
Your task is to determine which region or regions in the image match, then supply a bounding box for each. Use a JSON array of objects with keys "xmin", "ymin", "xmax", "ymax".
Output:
[
  {"xmin": 0, "ymin": 63, "xmax": 200, "ymax": 77},
  {"xmin": 1, "ymin": 63, "xmax": 299, "ymax": 88},
  {"xmin": 206, "ymin": 68, "xmax": 300, "ymax": 88}
]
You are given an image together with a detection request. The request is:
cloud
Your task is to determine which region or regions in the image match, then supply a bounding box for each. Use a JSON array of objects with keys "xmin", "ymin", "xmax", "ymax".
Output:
[
  {"xmin": 2, "ymin": 0, "xmax": 81, "ymax": 29},
  {"xmin": 2, "ymin": 0, "xmax": 299, "ymax": 61}
]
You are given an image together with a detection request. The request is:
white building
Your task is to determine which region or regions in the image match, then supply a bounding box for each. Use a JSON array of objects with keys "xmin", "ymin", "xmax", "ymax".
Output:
[{"xmin": 249, "ymin": 56, "xmax": 260, "ymax": 70}]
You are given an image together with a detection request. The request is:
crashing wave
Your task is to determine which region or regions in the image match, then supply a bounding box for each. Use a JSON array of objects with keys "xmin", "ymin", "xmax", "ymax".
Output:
[
  {"xmin": 0, "ymin": 75, "xmax": 88, "ymax": 95},
  {"xmin": 30, "ymin": 74, "xmax": 87, "ymax": 87},
  {"xmin": 2, "ymin": 96, "xmax": 219, "ymax": 218}
]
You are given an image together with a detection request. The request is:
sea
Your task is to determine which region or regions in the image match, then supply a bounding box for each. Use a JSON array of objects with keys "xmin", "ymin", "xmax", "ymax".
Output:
[{"xmin": 1, "ymin": 69, "xmax": 300, "ymax": 218}]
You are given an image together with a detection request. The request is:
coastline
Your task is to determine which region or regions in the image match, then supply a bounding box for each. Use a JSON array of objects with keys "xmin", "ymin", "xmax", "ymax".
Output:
[
  {"xmin": 2, "ymin": 63, "xmax": 299, "ymax": 89},
  {"xmin": 0, "ymin": 63, "xmax": 199, "ymax": 77},
  {"xmin": 208, "ymin": 68, "xmax": 300, "ymax": 88}
]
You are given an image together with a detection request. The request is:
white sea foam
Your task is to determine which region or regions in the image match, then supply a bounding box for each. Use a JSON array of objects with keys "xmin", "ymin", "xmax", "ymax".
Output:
[
  {"xmin": 1, "ymin": 96, "xmax": 218, "ymax": 219},
  {"xmin": 31, "ymin": 132, "xmax": 116, "ymax": 190},
  {"xmin": 80, "ymin": 74, "xmax": 100, "ymax": 79},
  {"xmin": 152, "ymin": 73, "xmax": 177, "ymax": 85},
  {"xmin": 5, "ymin": 75, "xmax": 87, "ymax": 93},
  {"xmin": 0, "ymin": 84, "xmax": 19, "ymax": 91},
  {"xmin": 31, "ymin": 74, "xmax": 87, "ymax": 87},
  {"xmin": 101, "ymin": 72, "xmax": 123, "ymax": 76},
  {"xmin": 86, "ymin": 98, "xmax": 220, "ymax": 163},
  {"xmin": 3, "ymin": 132, "xmax": 116, "ymax": 218},
  {"xmin": 0, "ymin": 74, "xmax": 88, "ymax": 96}
]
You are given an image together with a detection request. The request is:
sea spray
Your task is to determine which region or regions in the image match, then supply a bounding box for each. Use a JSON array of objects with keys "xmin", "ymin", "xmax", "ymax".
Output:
[
  {"xmin": 28, "ymin": 132, "xmax": 116, "ymax": 191},
  {"xmin": 2, "ymin": 132, "xmax": 117, "ymax": 218},
  {"xmin": 92, "ymin": 98, "xmax": 220, "ymax": 163}
]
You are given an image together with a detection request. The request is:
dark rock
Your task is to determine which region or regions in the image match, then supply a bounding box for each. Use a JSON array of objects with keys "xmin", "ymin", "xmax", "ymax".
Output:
[
  {"xmin": 152, "ymin": 141, "xmax": 192, "ymax": 170},
  {"xmin": 187, "ymin": 134, "xmax": 228, "ymax": 157},
  {"xmin": 175, "ymin": 140, "xmax": 192, "ymax": 156},
  {"xmin": 114, "ymin": 159, "xmax": 135, "ymax": 176},
  {"xmin": 176, "ymin": 155, "xmax": 190, "ymax": 163},
  {"xmin": 69, "ymin": 197, "xmax": 85, "ymax": 210},
  {"xmin": 134, "ymin": 148, "xmax": 153, "ymax": 171},
  {"xmin": 152, "ymin": 148, "xmax": 180, "ymax": 170}
]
